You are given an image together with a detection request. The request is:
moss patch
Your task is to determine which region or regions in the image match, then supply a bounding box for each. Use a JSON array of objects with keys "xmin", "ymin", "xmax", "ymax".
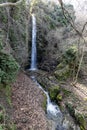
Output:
[
  {"xmin": 42, "ymin": 93, "xmax": 47, "ymax": 111},
  {"xmin": 54, "ymin": 45, "xmax": 78, "ymax": 81},
  {"xmin": 56, "ymin": 93, "xmax": 62, "ymax": 101},
  {"xmin": 75, "ymin": 113, "xmax": 86, "ymax": 130},
  {"xmin": 54, "ymin": 65, "xmax": 70, "ymax": 80},
  {"xmin": 0, "ymin": 52, "xmax": 19, "ymax": 84},
  {"xmin": 66, "ymin": 103, "xmax": 86, "ymax": 130},
  {"xmin": 48, "ymin": 86, "xmax": 60, "ymax": 101}
]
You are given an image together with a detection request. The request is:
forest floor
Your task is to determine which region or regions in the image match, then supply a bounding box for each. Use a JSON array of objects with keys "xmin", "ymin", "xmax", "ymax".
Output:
[
  {"xmin": 0, "ymin": 71, "xmax": 49, "ymax": 130},
  {"xmin": 11, "ymin": 71, "xmax": 48, "ymax": 130}
]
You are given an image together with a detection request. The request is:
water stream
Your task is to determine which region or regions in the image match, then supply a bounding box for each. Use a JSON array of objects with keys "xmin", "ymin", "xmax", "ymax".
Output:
[
  {"xmin": 29, "ymin": 13, "xmax": 80, "ymax": 130},
  {"xmin": 30, "ymin": 14, "xmax": 65, "ymax": 130},
  {"xmin": 30, "ymin": 14, "xmax": 37, "ymax": 70},
  {"xmin": 31, "ymin": 76, "xmax": 65, "ymax": 129},
  {"xmin": 30, "ymin": 13, "xmax": 62, "ymax": 119}
]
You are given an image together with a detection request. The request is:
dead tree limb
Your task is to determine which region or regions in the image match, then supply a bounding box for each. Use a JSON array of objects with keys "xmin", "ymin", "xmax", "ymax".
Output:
[{"xmin": 0, "ymin": 0, "xmax": 24, "ymax": 7}]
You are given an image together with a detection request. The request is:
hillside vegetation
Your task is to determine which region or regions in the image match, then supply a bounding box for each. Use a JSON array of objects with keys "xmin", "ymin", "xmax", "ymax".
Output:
[{"xmin": 0, "ymin": 0, "xmax": 87, "ymax": 130}]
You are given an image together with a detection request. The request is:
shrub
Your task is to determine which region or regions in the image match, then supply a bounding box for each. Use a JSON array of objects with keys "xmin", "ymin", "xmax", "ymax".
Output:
[
  {"xmin": 63, "ymin": 46, "xmax": 78, "ymax": 66},
  {"xmin": 55, "ymin": 46, "xmax": 79, "ymax": 80},
  {"xmin": 0, "ymin": 52, "xmax": 19, "ymax": 84}
]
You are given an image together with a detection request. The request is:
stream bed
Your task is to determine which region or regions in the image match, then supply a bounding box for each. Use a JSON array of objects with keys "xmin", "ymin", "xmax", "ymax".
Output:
[{"xmin": 30, "ymin": 75, "xmax": 80, "ymax": 130}]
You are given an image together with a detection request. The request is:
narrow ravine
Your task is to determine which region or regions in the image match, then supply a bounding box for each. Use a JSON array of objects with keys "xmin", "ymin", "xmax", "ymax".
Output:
[
  {"xmin": 31, "ymin": 76, "xmax": 64, "ymax": 129},
  {"xmin": 29, "ymin": 13, "xmax": 66, "ymax": 130},
  {"xmin": 29, "ymin": 12, "xmax": 81, "ymax": 130}
]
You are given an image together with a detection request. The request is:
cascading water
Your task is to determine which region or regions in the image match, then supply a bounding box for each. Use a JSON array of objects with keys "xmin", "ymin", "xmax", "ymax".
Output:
[
  {"xmin": 30, "ymin": 14, "xmax": 37, "ymax": 70},
  {"xmin": 32, "ymin": 76, "xmax": 62, "ymax": 119},
  {"xmin": 30, "ymin": 14, "xmax": 64, "ymax": 129}
]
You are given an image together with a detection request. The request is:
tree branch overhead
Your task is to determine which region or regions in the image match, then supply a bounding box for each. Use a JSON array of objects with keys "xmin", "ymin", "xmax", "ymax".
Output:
[{"xmin": 0, "ymin": 0, "xmax": 24, "ymax": 7}]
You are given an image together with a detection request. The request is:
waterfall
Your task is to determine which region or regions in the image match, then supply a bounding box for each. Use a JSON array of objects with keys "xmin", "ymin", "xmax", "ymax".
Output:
[
  {"xmin": 31, "ymin": 76, "xmax": 63, "ymax": 122},
  {"xmin": 30, "ymin": 14, "xmax": 37, "ymax": 70},
  {"xmin": 30, "ymin": 14, "xmax": 64, "ymax": 129}
]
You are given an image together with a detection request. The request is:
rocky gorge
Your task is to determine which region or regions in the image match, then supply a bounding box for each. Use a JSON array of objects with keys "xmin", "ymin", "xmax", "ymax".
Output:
[{"xmin": 0, "ymin": 0, "xmax": 87, "ymax": 130}]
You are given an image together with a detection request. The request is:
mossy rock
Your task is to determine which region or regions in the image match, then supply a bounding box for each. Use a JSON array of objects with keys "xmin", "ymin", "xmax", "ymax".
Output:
[
  {"xmin": 63, "ymin": 45, "xmax": 77, "ymax": 65},
  {"xmin": 75, "ymin": 113, "xmax": 86, "ymax": 130},
  {"xmin": 48, "ymin": 86, "xmax": 60, "ymax": 101},
  {"xmin": 42, "ymin": 93, "xmax": 47, "ymax": 111},
  {"xmin": 54, "ymin": 65, "xmax": 70, "ymax": 80},
  {"xmin": 56, "ymin": 93, "xmax": 62, "ymax": 101},
  {"xmin": 56, "ymin": 62, "xmax": 65, "ymax": 70}
]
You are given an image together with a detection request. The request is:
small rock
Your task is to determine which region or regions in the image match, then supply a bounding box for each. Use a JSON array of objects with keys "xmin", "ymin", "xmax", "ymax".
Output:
[{"xmin": 21, "ymin": 118, "xmax": 28, "ymax": 123}]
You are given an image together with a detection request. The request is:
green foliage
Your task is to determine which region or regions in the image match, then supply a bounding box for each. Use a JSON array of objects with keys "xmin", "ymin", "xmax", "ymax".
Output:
[
  {"xmin": 66, "ymin": 103, "xmax": 86, "ymax": 129},
  {"xmin": 0, "ymin": 7, "xmax": 8, "ymax": 24},
  {"xmin": 5, "ymin": 85, "xmax": 12, "ymax": 106},
  {"xmin": 6, "ymin": 123, "xmax": 17, "ymax": 130},
  {"xmin": 54, "ymin": 64, "xmax": 70, "ymax": 80},
  {"xmin": 0, "ymin": 112, "xmax": 4, "ymax": 123},
  {"xmin": 0, "ymin": 52, "xmax": 19, "ymax": 84},
  {"xmin": 34, "ymin": 0, "xmax": 71, "ymax": 29},
  {"xmin": 0, "ymin": 105, "xmax": 5, "ymax": 124},
  {"xmin": 62, "ymin": 89, "xmax": 71, "ymax": 97},
  {"xmin": 55, "ymin": 46, "xmax": 78, "ymax": 80},
  {"xmin": 66, "ymin": 103, "xmax": 75, "ymax": 117},
  {"xmin": 0, "ymin": 125, "xmax": 3, "ymax": 130},
  {"xmin": 0, "ymin": 104, "xmax": 16, "ymax": 130},
  {"xmin": 9, "ymin": 29, "xmax": 16, "ymax": 42},
  {"xmin": 63, "ymin": 46, "xmax": 77, "ymax": 65},
  {"xmin": 63, "ymin": 46, "xmax": 78, "ymax": 76},
  {"xmin": 56, "ymin": 94, "xmax": 62, "ymax": 101},
  {"xmin": 75, "ymin": 113, "xmax": 86, "ymax": 130}
]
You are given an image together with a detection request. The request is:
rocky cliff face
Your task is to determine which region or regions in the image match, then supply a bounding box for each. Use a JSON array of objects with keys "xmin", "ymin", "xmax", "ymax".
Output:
[
  {"xmin": 0, "ymin": 0, "xmax": 30, "ymax": 67},
  {"xmin": 0, "ymin": 0, "xmax": 86, "ymax": 73}
]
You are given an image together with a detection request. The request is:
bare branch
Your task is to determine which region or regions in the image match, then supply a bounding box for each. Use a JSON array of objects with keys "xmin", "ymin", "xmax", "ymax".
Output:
[
  {"xmin": 58, "ymin": 0, "xmax": 82, "ymax": 36},
  {"xmin": 0, "ymin": 0, "xmax": 24, "ymax": 7},
  {"xmin": 81, "ymin": 22, "xmax": 87, "ymax": 33}
]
